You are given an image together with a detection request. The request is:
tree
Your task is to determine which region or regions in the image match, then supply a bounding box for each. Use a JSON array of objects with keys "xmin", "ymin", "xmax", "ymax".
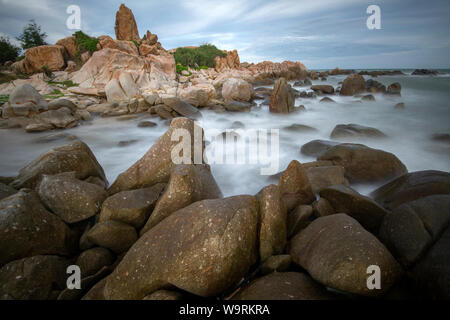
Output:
[
  {"xmin": 0, "ymin": 36, "xmax": 21, "ymax": 64},
  {"xmin": 17, "ymin": 20, "xmax": 47, "ymax": 50}
]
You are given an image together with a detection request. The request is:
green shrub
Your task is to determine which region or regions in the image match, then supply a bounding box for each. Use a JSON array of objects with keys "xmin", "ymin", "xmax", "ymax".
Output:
[
  {"xmin": 0, "ymin": 95, "xmax": 9, "ymax": 103},
  {"xmin": 74, "ymin": 31, "xmax": 99, "ymax": 54},
  {"xmin": 47, "ymin": 80, "xmax": 78, "ymax": 88},
  {"xmin": 174, "ymin": 44, "xmax": 226, "ymax": 69},
  {"xmin": 0, "ymin": 36, "xmax": 21, "ymax": 64},
  {"xmin": 176, "ymin": 64, "xmax": 191, "ymax": 75}
]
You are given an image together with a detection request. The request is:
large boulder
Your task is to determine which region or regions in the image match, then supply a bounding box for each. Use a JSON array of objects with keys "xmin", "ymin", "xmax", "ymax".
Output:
[
  {"xmin": 310, "ymin": 85, "xmax": 334, "ymax": 94},
  {"xmin": 269, "ymin": 77, "xmax": 294, "ymax": 113},
  {"xmin": 318, "ymin": 143, "xmax": 407, "ymax": 184},
  {"xmin": 234, "ymin": 272, "xmax": 333, "ymax": 300},
  {"xmin": 76, "ymin": 247, "xmax": 115, "ymax": 278},
  {"xmin": 0, "ymin": 189, "xmax": 75, "ymax": 266},
  {"xmin": 0, "ymin": 255, "xmax": 71, "ymax": 300},
  {"xmin": 140, "ymin": 164, "xmax": 222, "ymax": 235},
  {"xmin": 56, "ymin": 36, "xmax": 77, "ymax": 59},
  {"xmin": 37, "ymin": 172, "xmax": 107, "ymax": 224},
  {"xmin": 11, "ymin": 140, "xmax": 107, "ymax": 190},
  {"xmin": 214, "ymin": 50, "xmax": 240, "ymax": 72},
  {"xmin": 105, "ymin": 72, "xmax": 140, "ymax": 102},
  {"xmin": 3, "ymin": 83, "xmax": 48, "ymax": 118},
  {"xmin": 370, "ymin": 170, "xmax": 450, "ymax": 210},
  {"xmin": 163, "ymin": 97, "xmax": 202, "ymax": 119},
  {"xmin": 290, "ymin": 214, "xmax": 403, "ymax": 296},
  {"xmin": 178, "ymin": 84, "xmax": 216, "ymax": 108},
  {"xmin": 300, "ymin": 139, "xmax": 340, "ymax": 158},
  {"xmin": 340, "ymin": 74, "xmax": 366, "ymax": 96},
  {"xmin": 86, "ymin": 220, "xmax": 137, "ymax": 254},
  {"xmin": 31, "ymin": 107, "xmax": 78, "ymax": 129},
  {"xmin": 221, "ymin": 78, "xmax": 254, "ymax": 103},
  {"xmin": 305, "ymin": 165, "xmax": 349, "ymax": 194},
  {"xmin": 319, "ymin": 185, "xmax": 389, "ymax": 233},
  {"xmin": 98, "ymin": 35, "xmax": 139, "ymax": 56},
  {"xmin": 108, "ymin": 118, "xmax": 200, "ymax": 194},
  {"xmin": 379, "ymin": 195, "xmax": 450, "ymax": 267},
  {"xmin": 12, "ymin": 45, "xmax": 66, "ymax": 74},
  {"xmin": 330, "ymin": 124, "xmax": 387, "ymax": 140},
  {"xmin": 257, "ymin": 185, "xmax": 287, "ymax": 261},
  {"xmin": 99, "ymin": 183, "xmax": 165, "ymax": 229},
  {"xmin": 278, "ymin": 160, "xmax": 315, "ymax": 212},
  {"xmin": 114, "ymin": 4, "xmax": 140, "ymax": 41},
  {"xmin": 103, "ymin": 196, "xmax": 259, "ymax": 299}
]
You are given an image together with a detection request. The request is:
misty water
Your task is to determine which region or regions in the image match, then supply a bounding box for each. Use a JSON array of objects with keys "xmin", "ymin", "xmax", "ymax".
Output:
[{"xmin": 1, "ymin": 71, "xmax": 449, "ymax": 197}]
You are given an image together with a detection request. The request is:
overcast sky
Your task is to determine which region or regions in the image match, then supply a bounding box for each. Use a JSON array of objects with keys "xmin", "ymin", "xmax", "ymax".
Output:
[{"xmin": 1, "ymin": 0, "xmax": 450, "ymax": 69}]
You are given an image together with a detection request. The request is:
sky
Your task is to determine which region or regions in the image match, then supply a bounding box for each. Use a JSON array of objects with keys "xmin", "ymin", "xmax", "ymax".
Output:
[{"xmin": 1, "ymin": 0, "xmax": 450, "ymax": 69}]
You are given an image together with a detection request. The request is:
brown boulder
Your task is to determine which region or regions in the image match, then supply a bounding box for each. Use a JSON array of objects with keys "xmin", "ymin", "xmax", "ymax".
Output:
[
  {"xmin": 98, "ymin": 35, "xmax": 139, "ymax": 55},
  {"xmin": 214, "ymin": 50, "xmax": 240, "ymax": 72},
  {"xmin": 318, "ymin": 143, "xmax": 407, "ymax": 184},
  {"xmin": 0, "ymin": 189, "xmax": 75, "ymax": 266},
  {"xmin": 340, "ymin": 74, "xmax": 366, "ymax": 96},
  {"xmin": 257, "ymin": 184, "xmax": 287, "ymax": 261},
  {"xmin": 76, "ymin": 247, "xmax": 115, "ymax": 278},
  {"xmin": 370, "ymin": 170, "xmax": 450, "ymax": 210},
  {"xmin": 330, "ymin": 124, "xmax": 387, "ymax": 140},
  {"xmin": 11, "ymin": 140, "xmax": 107, "ymax": 190},
  {"xmin": 310, "ymin": 85, "xmax": 334, "ymax": 94},
  {"xmin": 19, "ymin": 45, "xmax": 66, "ymax": 74},
  {"xmin": 234, "ymin": 272, "xmax": 333, "ymax": 300},
  {"xmin": 103, "ymin": 196, "xmax": 259, "ymax": 299},
  {"xmin": 140, "ymin": 164, "xmax": 222, "ymax": 235},
  {"xmin": 278, "ymin": 160, "xmax": 315, "ymax": 212},
  {"xmin": 86, "ymin": 220, "xmax": 137, "ymax": 254},
  {"xmin": 114, "ymin": 4, "xmax": 140, "ymax": 41},
  {"xmin": 56, "ymin": 36, "xmax": 77, "ymax": 59},
  {"xmin": 99, "ymin": 183, "xmax": 165, "ymax": 229},
  {"xmin": 305, "ymin": 165, "xmax": 349, "ymax": 194},
  {"xmin": 290, "ymin": 214, "xmax": 403, "ymax": 296},
  {"xmin": 269, "ymin": 77, "xmax": 294, "ymax": 113},
  {"xmin": 108, "ymin": 118, "xmax": 201, "ymax": 194}
]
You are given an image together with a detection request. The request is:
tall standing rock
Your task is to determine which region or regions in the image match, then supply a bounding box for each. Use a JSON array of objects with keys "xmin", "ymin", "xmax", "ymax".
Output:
[
  {"xmin": 115, "ymin": 4, "xmax": 140, "ymax": 41},
  {"xmin": 270, "ymin": 77, "xmax": 295, "ymax": 113}
]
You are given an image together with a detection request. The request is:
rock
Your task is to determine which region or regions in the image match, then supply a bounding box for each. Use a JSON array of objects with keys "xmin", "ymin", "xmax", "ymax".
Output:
[
  {"xmin": 312, "ymin": 198, "xmax": 335, "ymax": 217},
  {"xmin": 114, "ymin": 4, "xmax": 140, "ymax": 41},
  {"xmin": 361, "ymin": 94, "xmax": 375, "ymax": 101},
  {"xmin": 163, "ymin": 97, "xmax": 202, "ymax": 119},
  {"xmin": 118, "ymin": 139, "xmax": 139, "ymax": 147},
  {"xmin": 82, "ymin": 277, "xmax": 108, "ymax": 300},
  {"xmin": 387, "ymin": 82, "xmax": 401, "ymax": 95},
  {"xmin": 178, "ymin": 84, "xmax": 216, "ymax": 107},
  {"xmin": 33, "ymin": 107, "xmax": 78, "ymax": 129},
  {"xmin": 98, "ymin": 36, "xmax": 139, "ymax": 56},
  {"xmin": 224, "ymin": 100, "xmax": 252, "ymax": 112},
  {"xmin": 282, "ymin": 124, "xmax": 317, "ymax": 133},
  {"xmin": 108, "ymin": 118, "xmax": 200, "ymax": 194},
  {"xmin": 0, "ymin": 189, "xmax": 75, "ymax": 266},
  {"xmin": 269, "ymin": 77, "xmax": 294, "ymax": 113},
  {"xmin": 370, "ymin": 170, "xmax": 450, "ymax": 210},
  {"xmin": 0, "ymin": 182, "xmax": 16, "ymax": 200},
  {"xmin": 99, "ymin": 183, "xmax": 165, "ymax": 229},
  {"xmin": 318, "ymin": 143, "xmax": 407, "ymax": 184},
  {"xmin": 0, "ymin": 255, "xmax": 70, "ymax": 300},
  {"xmin": 248, "ymin": 60, "xmax": 308, "ymax": 80},
  {"xmin": 214, "ymin": 50, "xmax": 240, "ymax": 72},
  {"xmin": 379, "ymin": 195, "xmax": 450, "ymax": 268},
  {"xmin": 137, "ymin": 120, "xmax": 157, "ymax": 128},
  {"xmin": 11, "ymin": 140, "xmax": 107, "ymax": 190},
  {"xmin": 142, "ymin": 30, "xmax": 158, "ymax": 46},
  {"xmin": 305, "ymin": 165, "xmax": 349, "ymax": 194},
  {"xmin": 103, "ymin": 196, "xmax": 259, "ymax": 299},
  {"xmin": 221, "ymin": 78, "xmax": 254, "ymax": 102},
  {"xmin": 25, "ymin": 121, "xmax": 54, "ymax": 132},
  {"xmin": 260, "ymin": 255, "xmax": 292, "ymax": 275},
  {"xmin": 5, "ymin": 83, "xmax": 48, "ymax": 118},
  {"xmin": 431, "ymin": 133, "xmax": 450, "ymax": 143},
  {"xmin": 13, "ymin": 45, "xmax": 66, "ymax": 74},
  {"xmin": 56, "ymin": 36, "xmax": 77, "ymax": 59},
  {"xmin": 257, "ymin": 185, "xmax": 287, "ymax": 261},
  {"xmin": 143, "ymin": 290, "xmax": 183, "ymax": 300},
  {"xmin": 75, "ymin": 109, "xmax": 91, "ymax": 121},
  {"xmin": 152, "ymin": 104, "xmax": 173, "ymax": 119},
  {"xmin": 290, "ymin": 214, "xmax": 403, "ymax": 296},
  {"xmin": 48, "ymin": 98, "xmax": 77, "ymax": 112},
  {"xmin": 37, "ymin": 172, "xmax": 107, "ymax": 224},
  {"xmin": 105, "ymin": 72, "xmax": 140, "ymax": 102},
  {"xmin": 76, "ymin": 247, "xmax": 115, "ymax": 278},
  {"xmin": 412, "ymin": 69, "xmax": 438, "ymax": 76},
  {"xmin": 340, "ymin": 74, "xmax": 366, "ymax": 96},
  {"xmin": 319, "ymin": 185, "xmax": 389, "ymax": 233},
  {"xmin": 86, "ymin": 220, "xmax": 137, "ymax": 254},
  {"xmin": 278, "ymin": 160, "xmax": 315, "ymax": 212},
  {"xmin": 394, "ymin": 103, "xmax": 405, "ymax": 109},
  {"xmin": 287, "ymin": 205, "xmax": 313, "ymax": 238},
  {"xmin": 140, "ymin": 164, "xmax": 222, "ymax": 235},
  {"xmin": 319, "ymin": 97, "xmax": 336, "ymax": 103},
  {"xmin": 300, "ymin": 139, "xmax": 340, "ymax": 158},
  {"xmin": 310, "ymin": 85, "xmax": 334, "ymax": 94},
  {"xmin": 366, "ymin": 79, "xmax": 386, "ymax": 93},
  {"xmin": 330, "ymin": 124, "xmax": 387, "ymax": 140},
  {"xmin": 234, "ymin": 272, "xmax": 333, "ymax": 300}
]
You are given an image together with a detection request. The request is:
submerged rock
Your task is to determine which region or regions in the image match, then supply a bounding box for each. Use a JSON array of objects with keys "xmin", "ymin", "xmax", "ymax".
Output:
[
  {"xmin": 300, "ymin": 139, "xmax": 340, "ymax": 157},
  {"xmin": 340, "ymin": 74, "xmax": 366, "ymax": 96},
  {"xmin": 330, "ymin": 124, "xmax": 387, "ymax": 140}
]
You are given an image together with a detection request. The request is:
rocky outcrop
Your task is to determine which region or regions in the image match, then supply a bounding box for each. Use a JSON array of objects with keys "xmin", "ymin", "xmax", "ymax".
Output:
[
  {"xmin": 114, "ymin": 4, "xmax": 140, "ymax": 41},
  {"xmin": 221, "ymin": 78, "xmax": 253, "ymax": 103},
  {"xmin": 247, "ymin": 61, "xmax": 308, "ymax": 80},
  {"xmin": 56, "ymin": 36, "xmax": 77, "ymax": 59},
  {"xmin": 269, "ymin": 77, "xmax": 294, "ymax": 113},
  {"xmin": 98, "ymin": 35, "xmax": 139, "ymax": 56},
  {"xmin": 214, "ymin": 50, "xmax": 240, "ymax": 72},
  {"xmin": 2, "ymin": 83, "xmax": 48, "ymax": 119}
]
